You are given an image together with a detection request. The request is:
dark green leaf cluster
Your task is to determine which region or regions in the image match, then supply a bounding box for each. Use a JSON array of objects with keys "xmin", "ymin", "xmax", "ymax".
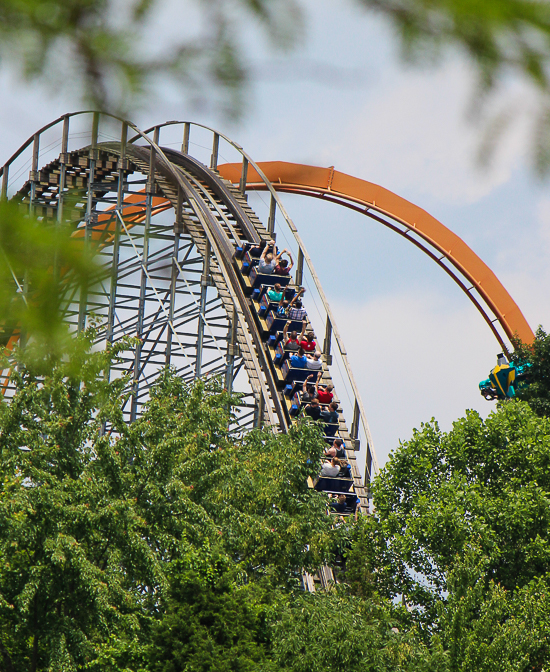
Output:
[
  {"xmin": 270, "ymin": 591, "xmax": 443, "ymax": 672},
  {"xmin": 512, "ymin": 325, "xmax": 550, "ymax": 417}
]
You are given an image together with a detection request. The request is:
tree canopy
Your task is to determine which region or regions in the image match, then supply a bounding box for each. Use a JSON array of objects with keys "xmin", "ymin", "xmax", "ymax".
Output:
[
  {"xmin": 0, "ymin": 335, "xmax": 339, "ymax": 670},
  {"xmin": 4, "ymin": 333, "xmax": 550, "ymax": 670},
  {"xmin": 363, "ymin": 395, "xmax": 550, "ymax": 669},
  {"xmin": 512, "ymin": 326, "xmax": 550, "ymax": 417},
  {"xmin": 0, "ymin": 0, "xmax": 301, "ymax": 116}
]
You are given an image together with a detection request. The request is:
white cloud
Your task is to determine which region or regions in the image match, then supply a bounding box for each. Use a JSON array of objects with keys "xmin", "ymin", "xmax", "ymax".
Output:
[{"xmin": 327, "ymin": 62, "xmax": 532, "ymax": 204}]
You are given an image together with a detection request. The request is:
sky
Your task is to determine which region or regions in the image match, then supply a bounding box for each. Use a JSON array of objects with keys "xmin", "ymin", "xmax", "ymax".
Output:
[{"xmin": 2, "ymin": 0, "xmax": 550, "ymax": 473}]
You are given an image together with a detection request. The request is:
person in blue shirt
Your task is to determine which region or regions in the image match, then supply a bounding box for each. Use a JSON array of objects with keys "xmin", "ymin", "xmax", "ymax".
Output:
[
  {"xmin": 289, "ymin": 348, "xmax": 308, "ymax": 368},
  {"xmin": 330, "ymin": 494, "xmax": 348, "ymax": 513},
  {"xmin": 338, "ymin": 459, "xmax": 352, "ymax": 479}
]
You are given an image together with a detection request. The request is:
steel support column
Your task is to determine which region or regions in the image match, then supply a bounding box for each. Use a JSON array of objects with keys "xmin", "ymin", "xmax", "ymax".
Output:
[
  {"xmin": 78, "ymin": 112, "xmax": 99, "ymax": 332},
  {"xmin": 56, "ymin": 116, "xmax": 69, "ymax": 226},
  {"xmin": 107, "ymin": 122, "xmax": 128, "ymax": 345},
  {"xmin": 54, "ymin": 117, "xmax": 70, "ymax": 284},
  {"xmin": 210, "ymin": 133, "xmax": 219, "ymax": 170},
  {"xmin": 1, "ymin": 164, "xmax": 8, "ymax": 200},
  {"xmin": 195, "ymin": 240, "xmax": 211, "ymax": 378},
  {"xmin": 239, "ymin": 157, "xmax": 248, "ymax": 197},
  {"xmin": 28, "ymin": 134, "xmax": 39, "ymax": 215},
  {"xmin": 130, "ymin": 126, "xmax": 158, "ymax": 421},
  {"xmin": 166, "ymin": 240, "xmax": 181, "ymax": 367}
]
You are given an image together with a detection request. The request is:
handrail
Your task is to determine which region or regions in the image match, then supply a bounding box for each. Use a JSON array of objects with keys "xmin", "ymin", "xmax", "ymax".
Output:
[{"xmin": 131, "ymin": 121, "xmax": 378, "ymax": 474}]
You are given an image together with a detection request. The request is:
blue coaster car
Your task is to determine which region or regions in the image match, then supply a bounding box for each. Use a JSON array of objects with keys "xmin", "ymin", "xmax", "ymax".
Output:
[{"xmin": 479, "ymin": 354, "xmax": 531, "ymax": 400}]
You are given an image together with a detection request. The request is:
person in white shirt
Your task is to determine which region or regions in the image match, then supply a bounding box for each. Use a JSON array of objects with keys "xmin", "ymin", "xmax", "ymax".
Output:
[
  {"xmin": 320, "ymin": 457, "xmax": 341, "ymax": 477},
  {"xmin": 306, "ymin": 351, "xmax": 322, "ymax": 370},
  {"xmin": 258, "ymin": 241, "xmax": 277, "ymax": 273}
]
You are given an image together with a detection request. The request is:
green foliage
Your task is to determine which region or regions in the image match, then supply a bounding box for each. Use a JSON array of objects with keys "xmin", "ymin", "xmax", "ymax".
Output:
[
  {"xmin": 148, "ymin": 564, "xmax": 275, "ymax": 672},
  {"xmin": 342, "ymin": 514, "xmax": 409, "ymax": 602},
  {"xmin": 359, "ymin": 0, "xmax": 550, "ymax": 90},
  {"xmin": 8, "ymin": 330, "xmax": 550, "ymax": 670},
  {"xmin": 372, "ymin": 400, "xmax": 550, "ymax": 613},
  {"xmin": 0, "ymin": 336, "xmax": 338, "ymax": 671},
  {"xmin": 512, "ymin": 326, "xmax": 550, "ymax": 417},
  {"xmin": 356, "ymin": 0, "xmax": 550, "ymax": 172},
  {"xmin": 439, "ymin": 546, "xmax": 550, "ymax": 671},
  {"xmin": 362, "ymin": 398, "xmax": 550, "ymax": 668},
  {"xmin": 0, "ymin": 200, "xmax": 97, "ymax": 356},
  {"xmin": 0, "ymin": 337, "xmax": 151, "ymax": 671},
  {"xmin": 270, "ymin": 591, "xmax": 444, "ymax": 672}
]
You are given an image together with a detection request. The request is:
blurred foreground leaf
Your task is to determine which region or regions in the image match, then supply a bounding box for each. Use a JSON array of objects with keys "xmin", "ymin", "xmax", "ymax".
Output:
[
  {"xmin": 0, "ymin": 0, "xmax": 302, "ymax": 117},
  {"xmin": 357, "ymin": 0, "xmax": 550, "ymax": 173},
  {"xmin": 0, "ymin": 200, "xmax": 98, "ymax": 358}
]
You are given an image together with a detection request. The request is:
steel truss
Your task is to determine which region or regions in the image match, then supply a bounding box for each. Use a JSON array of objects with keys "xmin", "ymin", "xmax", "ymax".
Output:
[{"xmin": 0, "ymin": 112, "xmax": 374, "ymax": 513}]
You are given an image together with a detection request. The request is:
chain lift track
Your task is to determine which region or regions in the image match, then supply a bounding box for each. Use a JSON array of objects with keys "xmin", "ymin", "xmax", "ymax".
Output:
[{"xmin": 0, "ymin": 113, "xmax": 375, "ymax": 514}]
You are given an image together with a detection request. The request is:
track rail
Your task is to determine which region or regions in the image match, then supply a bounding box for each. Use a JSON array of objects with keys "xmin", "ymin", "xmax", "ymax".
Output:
[{"xmin": 132, "ymin": 121, "xmax": 379, "ymax": 478}]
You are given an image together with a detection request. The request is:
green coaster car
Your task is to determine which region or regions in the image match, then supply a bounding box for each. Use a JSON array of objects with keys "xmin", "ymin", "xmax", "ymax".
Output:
[{"xmin": 479, "ymin": 354, "xmax": 531, "ymax": 401}]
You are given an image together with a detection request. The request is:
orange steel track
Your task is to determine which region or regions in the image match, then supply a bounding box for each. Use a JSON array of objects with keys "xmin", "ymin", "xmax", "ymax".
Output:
[
  {"xmin": 62, "ymin": 163, "xmax": 533, "ymax": 350},
  {"xmin": 218, "ymin": 161, "xmax": 535, "ymax": 347}
]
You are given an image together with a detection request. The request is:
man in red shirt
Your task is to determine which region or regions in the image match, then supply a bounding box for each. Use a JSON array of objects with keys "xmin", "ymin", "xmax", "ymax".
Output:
[
  {"xmin": 315, "ymin": 381, "xmax": 334, "ymax": 404},
  {"xmin": 299, "ymin": 331, "xmax": 316, "ymax": 352}
]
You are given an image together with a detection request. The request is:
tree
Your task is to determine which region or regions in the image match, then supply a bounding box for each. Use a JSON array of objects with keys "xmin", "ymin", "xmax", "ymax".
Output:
[
  {"xmin": 269, "ymin": 591, "xmax": 443, "ymax": 672},
  {"xmin": 356, "ymin": 0, "xmax": 550, "ymax": 171},
  {"xmin": 0, "ymin": 334, "xmax": 337, "ymax": 671},
  {"xmin": 147, "ymin": 562, "xmax": 276, "ymax": 672},
  {"xmin": 438, "ymin": 546, "xmax": 550, "ymax": 672},
  {"xmin": 360, "ymin": 0, "xmax": 550, "ymax": 95},
  {"xmin": 0, "ymin": 200, "xmax": 97, "ymax": 357},
  {"xmin": 369, "ymin": 399, "xmax": 550, "ymax": 622},
  {"xmin": 0, "ymin": 0, "xmax": 301, "ymax": 116},
  {"xmin": 512, "ymin": 326, "xmax": 550, "ymax": 417},
  {"xmin": 3, "ymin": 0, "xmax": 550, "ymax": 146}
]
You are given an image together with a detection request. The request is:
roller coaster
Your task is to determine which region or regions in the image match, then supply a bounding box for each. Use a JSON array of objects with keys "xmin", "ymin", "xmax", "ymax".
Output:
[{"xmin": 0, "ymin": 112, "xmax": 535, "ymax": 541}]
